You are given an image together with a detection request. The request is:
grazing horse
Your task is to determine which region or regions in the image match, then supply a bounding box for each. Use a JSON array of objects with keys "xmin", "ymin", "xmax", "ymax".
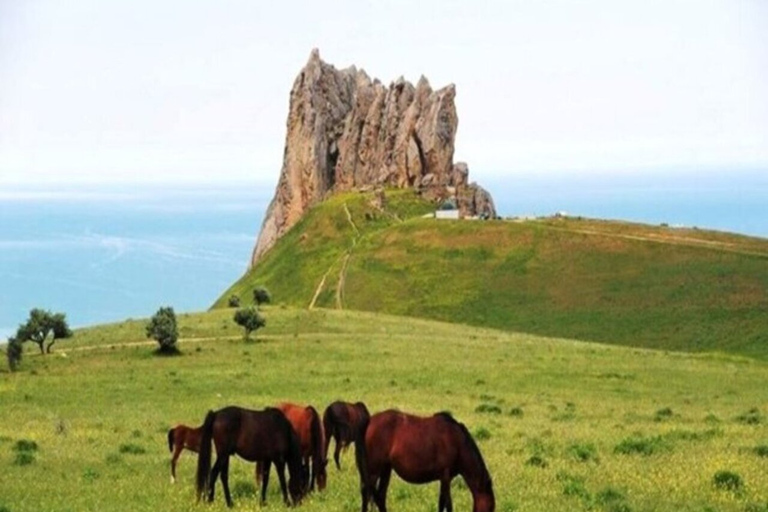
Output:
[
  {"xmin": 257, "ymin": 402, "xmax": 328, "ymax": 491},
  {"xmin": 355, "ymin": 410, "xmax": 495, "ymax": 512},
  {"xmin": 323, "ymin": 401, "xmax": 370, "ymax": 470},
  {"xmin": 195, "ymin": 406, "xmax": 306, "ymax": 507},
  {"xmin": 167, "ymin": 424, "xmax": 202, "ymax": 483}
]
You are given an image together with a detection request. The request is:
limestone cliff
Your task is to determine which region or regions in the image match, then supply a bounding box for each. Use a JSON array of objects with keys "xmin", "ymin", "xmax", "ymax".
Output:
[{"xmin": 251, "ymin": 49, "xmax": 496, "ymax": 266}]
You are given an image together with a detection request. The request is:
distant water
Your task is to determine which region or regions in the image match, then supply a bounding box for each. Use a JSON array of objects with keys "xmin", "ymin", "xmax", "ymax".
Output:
[
  {"xmin": 1, "ymin": 169, "xmax": 766, "ymax": 341},
  {"xmin": 0, "ymin": 183, "xmax": 270, "ymax": 341}
]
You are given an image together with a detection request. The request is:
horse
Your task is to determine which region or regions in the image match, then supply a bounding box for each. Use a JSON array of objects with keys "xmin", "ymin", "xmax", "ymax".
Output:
[
  {"xmin": 195, "ymin": 406, "xmax": 306, "ymax": 507},
  {"xmin": 355, "ymin": 410, "xmax": 495, "ymax": 512},
  {"xmin": 257, "ymin": 402, "xmax": 328, "ymax": 492},
  {"xmin": 322, "ymin": 401, "xmax": 370, "ymax": 470},
  {"xmin": 167, "ymin": 423, "xmax": 202, "ymax": 484}
]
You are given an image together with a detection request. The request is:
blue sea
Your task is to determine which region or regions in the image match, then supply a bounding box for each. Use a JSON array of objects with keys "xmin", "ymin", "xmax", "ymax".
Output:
[{"xmin": 1, "ymin": 169, "xmax": 766, "ymax": 341}]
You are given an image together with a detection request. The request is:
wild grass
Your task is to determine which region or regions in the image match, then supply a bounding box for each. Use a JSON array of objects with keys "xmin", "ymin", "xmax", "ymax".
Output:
[{"xmin": 1, "ymin": 307, "xmax": 767, "ymax": 511}]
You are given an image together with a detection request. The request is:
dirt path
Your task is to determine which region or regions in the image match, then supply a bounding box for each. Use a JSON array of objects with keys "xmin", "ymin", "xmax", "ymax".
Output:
[{"xmin": 542, "ymin": 224, "xmax": 768, "ymax": 258}]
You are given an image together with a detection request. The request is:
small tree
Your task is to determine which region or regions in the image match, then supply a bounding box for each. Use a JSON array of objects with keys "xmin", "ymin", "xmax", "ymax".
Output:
[
  {"xmin": 228, "ymin": 294, "xmax": 241, "ymax": 308},
  {"xmin": 146, "ymin": 306, "xmax": 179, "ymax": 354},
  {"xmin": 16, "ymin": 308, "xmax": 73, "ymax": 354},
  {"xmin": 253, "ymin": 287, "xmax": 271, "ymax": 308},
  {"xmin": 5, "ymin": 336, "xmax": 23, "ymax": 372},
  {"xmin": 233, "ymin": 307, "xmax": 266, "ymax": 340}
]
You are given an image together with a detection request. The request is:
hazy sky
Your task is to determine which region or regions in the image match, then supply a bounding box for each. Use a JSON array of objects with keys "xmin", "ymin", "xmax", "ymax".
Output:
[{"xmin": 1, "ymin": 0, "xmax": 766, "ymax": 185}]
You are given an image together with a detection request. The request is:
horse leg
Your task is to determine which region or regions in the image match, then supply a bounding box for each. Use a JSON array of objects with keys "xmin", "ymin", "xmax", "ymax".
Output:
[
  {"xmin": 334, "ymin": 437, "xmax": 343, "ymax": 470},
  {"xmin": 274, "ymin": 458, "xmax": 290, "ymax": 505},
  {"xmin": 438, "ymin": 477, "xmax": 453, "ymax": 512},
  {"xmin": 255, "ymin": 460, "xmax": 264, "ymax": 484},
  {"xmin": 373, "ymin": 467, "xmax": 392, "ymax": 512},
  {"xmin": 221, "ymin": 455, "xmax": 233, "ymax": 508},
  {"xmin": 208, "ymin": 455, "xmax": 223, "ymax": 502},
  {"xmin": 170, "ymin": 443, "xmax": 183, "ymax": 484},
  {"xmin": 306, "ymin": 456, "xmax": 315, "ymax": 492},
  {"xmin": 260, "ymin": 460, "xmax": 272, "ymax": 504}
]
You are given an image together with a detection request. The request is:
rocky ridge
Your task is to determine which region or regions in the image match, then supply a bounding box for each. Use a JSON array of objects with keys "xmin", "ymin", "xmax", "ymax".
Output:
[{"xmin": 251, "ymin": 49, "xmax": 496, "ymax": 266}]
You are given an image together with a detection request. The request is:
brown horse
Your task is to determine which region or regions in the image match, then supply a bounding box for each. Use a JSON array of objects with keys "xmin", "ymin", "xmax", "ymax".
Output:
[
  {"xmin": 196, "ymin": 406, "xmax": 306, "ymax": 507},
  {"xmin": 355, "ymin": 410, "xmax": 494, "ymax": 512},
  {"xmin": 257, "ymin": 402, "xmax": 328, "ymax": 491},
  {"xmin": 323, "ymin": 401, "xmax": 370, "ymax": 470},
  {"xmin": 167, "ymin": 424, "xmax": 202, "ymax": 484}
]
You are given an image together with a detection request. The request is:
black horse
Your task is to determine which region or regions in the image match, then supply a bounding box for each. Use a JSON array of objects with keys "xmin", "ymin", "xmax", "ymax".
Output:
[
  {"xmin": 322, "ymin": 401, "xmax": 370, "ymax": 470},
  {"xmin": 195, "ymin": 406, "xmax": 306, "ymax": 507}
]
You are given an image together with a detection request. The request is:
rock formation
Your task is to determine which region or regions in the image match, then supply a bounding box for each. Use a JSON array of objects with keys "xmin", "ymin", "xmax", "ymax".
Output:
[{"xmin": 251, "ymin": 49, "xmax": 496, "ymax": 266}]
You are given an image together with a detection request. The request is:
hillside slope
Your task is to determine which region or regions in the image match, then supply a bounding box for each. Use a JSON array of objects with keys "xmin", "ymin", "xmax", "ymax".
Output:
[{"xmin": 215, "ymin": 190, "xmax": 768, "ymax": 358}]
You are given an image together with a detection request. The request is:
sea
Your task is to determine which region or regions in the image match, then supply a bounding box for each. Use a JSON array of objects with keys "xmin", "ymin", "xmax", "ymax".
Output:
[{"xmin": 1, "ymin": 169, "xmax": 766, "ymax": 341}]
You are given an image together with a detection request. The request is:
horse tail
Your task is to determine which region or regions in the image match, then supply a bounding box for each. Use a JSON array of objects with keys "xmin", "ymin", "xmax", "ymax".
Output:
[
  {"xmin": 354, "ymin": 412, "xmax": 370, "ymax": 500},
  {"xmin": 322, "ymin": 406, "xmax": 334, "ymax": 460},
  {"xmin": 167, "ymin": 428, "xmax": 175, "ymax": 453},
  {"xmin": 195, "ymin": 410, "xmax": 216, "ymax": 500}
]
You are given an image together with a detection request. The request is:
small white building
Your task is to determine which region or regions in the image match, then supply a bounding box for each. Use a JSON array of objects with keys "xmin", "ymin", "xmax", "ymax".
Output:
[{"xmin": 435, "ymin": 198, "xmax": 460, "ymax": 219}]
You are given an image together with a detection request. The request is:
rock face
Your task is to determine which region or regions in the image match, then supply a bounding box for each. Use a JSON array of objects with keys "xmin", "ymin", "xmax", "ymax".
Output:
[{"xmin": 251, "ymin": 49, "xmax": 496, "ymax": 266}]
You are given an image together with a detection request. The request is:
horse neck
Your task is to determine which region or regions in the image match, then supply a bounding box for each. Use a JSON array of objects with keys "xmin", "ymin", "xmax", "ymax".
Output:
[{"xmin": 458, "ymin": 444, "xmax": 494, "ymax": 512}]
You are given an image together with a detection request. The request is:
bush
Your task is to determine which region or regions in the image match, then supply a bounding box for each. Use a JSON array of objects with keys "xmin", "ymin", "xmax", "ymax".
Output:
[
  {"xmin": 475, "ymin": 403, "xmax": 502, "ymax": 414},
  {"xmin": 5, "ymin": 337, "xmax": 23, "ymax": 371},
  {"xmin": 654, "ymin": 407, "xmax": 674, "ymax": 421},
  {"xmin": 525, "ymin": 455, "xmax": 548, "ymax": 468},
  {"xmin": 568, "ymin": 442, "xmax": 599, "ymax": 463},
  {"xmin": 253, "ymin": 286, "xmax": 271, "ymax": 307},
  {"xmin": 713, "ymin": 470, "xmax": 743, "ymax": 491},
  {"xmin": 145, "ymin": 307, "xmax": 179, "ymax": 354},
  {"xmin": 233, "ymin": 307, "xmax": 266, "ymax": 340},
  {"xmin": 118, "ymin": 443, "xmax": 146, "ymax": 455},
  {"xmin": 473, "ymin": 427, "xmax": 491, "ymax": 441},
  {"xmin": 614, "ymin": 435, "xmax": 669, "ymax": 456},
  {"xmin": 509, "ymin": 406, "xmax": 524, "ymax": 417},
  {"xmin": 754, "ymin": 445, "xmax": 768, "ymax": 458},
  {"xmin": 227, "ymin": 295, "xmax": 241, "ymax": 308},
  {"xmin": 736, "ymin": 408, "xmax": 762, "ymax": 425}
]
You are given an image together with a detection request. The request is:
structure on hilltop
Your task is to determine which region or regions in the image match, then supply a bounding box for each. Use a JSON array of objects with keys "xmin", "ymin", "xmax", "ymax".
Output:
[{"xmin": 251, "ymin": 49, "xmax": 496, "ymax": 266}]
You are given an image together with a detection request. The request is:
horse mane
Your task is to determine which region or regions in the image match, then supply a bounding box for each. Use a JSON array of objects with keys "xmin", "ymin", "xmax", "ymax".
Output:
[{"xmin": 435, "ymin": 412, "xmax": 493, "ymax": 493}]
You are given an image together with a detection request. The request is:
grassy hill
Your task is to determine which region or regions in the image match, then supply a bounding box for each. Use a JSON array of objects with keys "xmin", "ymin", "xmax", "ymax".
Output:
[
  {"xmin": 2, "ymin": 307, "xmax": 768, "ymax": 511},
  {"xmin": 215, "ymin": 189, "xmax": 768, "ymax": 359}
]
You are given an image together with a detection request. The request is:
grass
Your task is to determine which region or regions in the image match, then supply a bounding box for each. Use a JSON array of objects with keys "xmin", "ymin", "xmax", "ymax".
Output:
[
  {"xmin": 214, "ymin": 190, "xmax": 768, "ymax": 359},
  {"xmin": 1, "ymin": 307, "xmax": 768, "ymax": 511}
]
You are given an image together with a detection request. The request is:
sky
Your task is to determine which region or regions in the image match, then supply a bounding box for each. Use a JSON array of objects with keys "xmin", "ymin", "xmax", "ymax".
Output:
[{"xmin": 1, "ymin": 0, "xmax": 767, "ymax": 187}]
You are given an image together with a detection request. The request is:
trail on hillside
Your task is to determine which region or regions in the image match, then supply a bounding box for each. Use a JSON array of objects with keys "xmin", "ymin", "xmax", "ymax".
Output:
[
  {"xmin": 308, "ymin": 265, "xmax": 333, "ymax": 310},
  {"xmin": 336, "ymin": 203, "xmax": 362, "ymax": 309},
  {"xmin": 541, "ymin": 224, "xmax": 768, "ymax": 258}
]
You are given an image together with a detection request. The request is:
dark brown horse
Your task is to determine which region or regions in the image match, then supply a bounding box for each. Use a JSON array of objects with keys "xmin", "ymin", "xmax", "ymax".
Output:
[
  {"xmin": 355, "ymin": 410, "xmax": 494, "ymax": 512},
  {"xmin": 323, "ymin": 401, "xmax": 370, "ymax": 470},
  {"xmin": 196, "ymin": 406, "xmax": 306, "ymax": 507},
  {"xmin": 257, "ymin": 402, "xmax": 328, "ymax": 491},
  {"xmin": 167, "ymin": 423, "xmax": 202, "ymax": 484}
]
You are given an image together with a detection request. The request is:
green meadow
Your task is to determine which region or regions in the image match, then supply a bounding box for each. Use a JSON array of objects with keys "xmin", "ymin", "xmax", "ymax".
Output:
[
  {"xmin": 2, "ymin": 307, "xmax": 767, "ymax": 512},
  {"xmin": 217, "ymin": 190, "xmax": 768, "ymax": 359}
]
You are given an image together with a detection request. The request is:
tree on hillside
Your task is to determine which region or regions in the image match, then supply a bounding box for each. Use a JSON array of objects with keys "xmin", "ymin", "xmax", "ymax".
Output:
[
  {"xmin": 233, "ymin": 307, "xmax": 266, "ymax": 340},
  {"xmin": 228, "ymin": 294, "xmax": 241, "ymax": 308},
  {"xmin": 146, "ymin": 306, "xmax": 179, "ymax": 354},
  {"xmin": 253, "ymin": 287, "xmax": 271, "ymax": 308},
  {"xmin": 5, "ymin": 336, "xmax": 23, "ymax": 371},
  {"xmin": 16, "ymin": 308, "xmax": 73, "ymax": 354}
]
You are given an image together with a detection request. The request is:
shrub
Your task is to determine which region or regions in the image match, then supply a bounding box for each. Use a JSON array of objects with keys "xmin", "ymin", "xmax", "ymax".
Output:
[
  {"xmin": 754, "ymin": 445, "xmax": 768, "ymax": 458},
  {"xmin": 614, "ymin": 435, "xmax": 669, "ymax": 456},
  {"xmin": 568, "ymin": 442, "xmax": 599, "ymax": 463},
  {"xmin": 13, "ymin": 440, "xmax": 38, "ymax": 453},
  {"xmin": 145, "ymin": 306, "xmax": 179, "ymax": 354},
  {"xmin": 736, "ymin": 408, "xmax": 762, "ymax": 425},
  {"xmin": 118, "ymin": 443, "xmax": 146, "ymax": 455},
  {"xmin": 253, "ymin": 286, "xmax": 272, "ymax": 307},
  {"xmin": 5, "ymin": 337, "xmax": 23, "ymax": 371},
  {"xmin": 509, "ymin": 407, "xmax": 524, "ymax": 417},
  {"xmin": 654, "ymin": 407, "xmax": 674, "ymax": 421},
  {"xmin": 227, "ymin": 295, "xmax": 241, "ymax": 308},
  {"xmin": 13, "ymin": 452, "xmax": 35, "ymax": 466},
  {"xmin": 233, "ymin": 307, "xmax": 266, "ymax": 340},
  {"xmin": 475, "ymin": 403, "xmax": 502, "ymax": 414},
  {"xmin": 525, "ymin": 455, "xmax": 548, "ymax": 468},
  {"xmin": 713, "ymin": 470, "xmax": 743, "ymax": 491},
  {"xmin": 473, "ymin": 427, "xmax": 491, "ymax": 441}
]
